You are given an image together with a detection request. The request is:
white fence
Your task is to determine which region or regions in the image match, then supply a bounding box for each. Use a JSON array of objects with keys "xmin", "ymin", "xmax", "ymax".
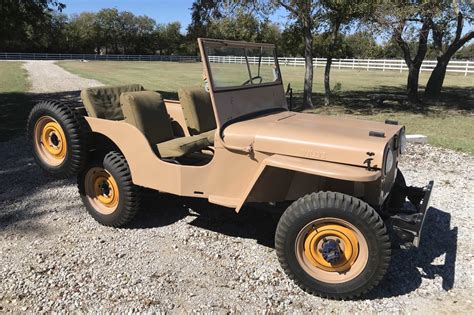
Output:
[
  {"xmin": 0, "ymin": 52, "xmax": 199, "ymax": 62},
  {"xmin": 208, "ymin": 55, "xmax": 474, "ymax": 76},
  {"xmin": 1, "ymin": 52, "xmax": 472, "ymax": 76}
]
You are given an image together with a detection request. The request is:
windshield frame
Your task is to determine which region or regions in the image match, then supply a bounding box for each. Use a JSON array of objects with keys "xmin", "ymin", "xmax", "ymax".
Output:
[{"xmin": 200, "ymin": 39, "xmax": 283, "ymax": 93}]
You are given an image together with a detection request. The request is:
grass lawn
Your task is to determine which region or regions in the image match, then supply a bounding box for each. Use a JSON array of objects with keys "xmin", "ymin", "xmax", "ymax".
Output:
[
  {"xmin": 58, "ymin": 60, "xmax": 474, "ymax": 154},
  {"xmin": 0, "ymin": 62, "xmax": 32, "ymax": 141}
]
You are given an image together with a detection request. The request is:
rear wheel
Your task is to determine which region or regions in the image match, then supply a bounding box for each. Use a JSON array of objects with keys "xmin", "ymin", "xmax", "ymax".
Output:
[
  {"xmin": 27, "ymin": 101, "xmax": 88, "ymax": 178},
  {"xmin": 78, "ymin": 151, "xmax": 140, "ymax": 227},
  {"xmin": 275, "ymin": 191, "xmax": 391, "ymax": 299}
]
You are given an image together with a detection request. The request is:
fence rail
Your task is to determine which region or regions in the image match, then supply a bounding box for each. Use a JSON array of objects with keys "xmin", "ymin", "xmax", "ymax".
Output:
[
  {"xmin": 0, "ymin": 52, "xmax": 199, "ymax": 62},
  {"xmin": 1, "ymin": 52, "xmax": 472, "ymax": 76}
]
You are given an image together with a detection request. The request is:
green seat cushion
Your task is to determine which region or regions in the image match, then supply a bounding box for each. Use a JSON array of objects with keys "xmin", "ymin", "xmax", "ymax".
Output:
[
  {"xmin": 81, "ymin": 84, "xmax": 145, "ymax": 120},
  {"xmin": 120, "ymin": 91, "xmax": 174, "ymax": 144},
  {"xmin": 157, "ymin": 136, "xmax": 210, "ymax": 159},
  {"xmin": 178, "ymin": 87, "xmax": 217, "ymax": 134}
]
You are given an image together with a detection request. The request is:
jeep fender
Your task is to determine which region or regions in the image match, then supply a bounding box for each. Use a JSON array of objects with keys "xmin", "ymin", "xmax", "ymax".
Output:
[{"xmin": 235, "ymin": 154, "xmax": 381, "ymax": 212}]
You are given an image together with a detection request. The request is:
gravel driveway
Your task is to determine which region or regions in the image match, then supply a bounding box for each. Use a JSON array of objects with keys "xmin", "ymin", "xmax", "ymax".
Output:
[
  {"xmin": 0, "ymin": 62, "xmax": 473, "ymax": 312},
  {"xmin": 22, "ymin": 61, "xmax": 102, "ymax": 93}
]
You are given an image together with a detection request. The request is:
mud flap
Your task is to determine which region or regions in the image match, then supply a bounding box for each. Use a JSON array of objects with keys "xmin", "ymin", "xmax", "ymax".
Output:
[{"xmin": 388, "ymin": 180, "xmax": 434, "ymax": 248}]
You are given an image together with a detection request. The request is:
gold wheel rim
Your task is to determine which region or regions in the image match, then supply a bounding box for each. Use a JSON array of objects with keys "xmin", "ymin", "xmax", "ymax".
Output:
[
  {"xmin": 84, "ymin": 167, "xmax": 119, "ymax": 215},
  {"xmin": 295, "ymin": 218, "xmax": 368, "ymax": 284},
  {"xmin": 34, "ymin": 116, "xmax": 67, "ymax": 166}
]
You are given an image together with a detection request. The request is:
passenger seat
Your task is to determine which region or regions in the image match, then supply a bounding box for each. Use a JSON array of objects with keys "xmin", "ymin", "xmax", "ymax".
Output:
[
  {"xmin": 120, "ymin": 91, "xmax": 210, "ymax": 159},
  {"xmin": 178, "ymin": 87, "xmax": 216, "ymax": 145}
]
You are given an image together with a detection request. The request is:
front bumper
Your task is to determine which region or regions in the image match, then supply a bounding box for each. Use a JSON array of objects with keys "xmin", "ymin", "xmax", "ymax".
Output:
[{"xmin": 389, "ymin": 180, "xmax": 434, "ymax": 248}]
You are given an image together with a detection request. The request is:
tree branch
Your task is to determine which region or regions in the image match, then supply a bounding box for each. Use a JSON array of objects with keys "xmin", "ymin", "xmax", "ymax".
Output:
[
  {"xmin": 275, "ymin": 0, "xmax": 298, "ymax": 17},
  {"xmin": 413, "ymin": 19, "xmax": 430, "ymax": 66},
  {"xmin": 393, "ymin": 21, "xmax": 412, "ymax": 67}
]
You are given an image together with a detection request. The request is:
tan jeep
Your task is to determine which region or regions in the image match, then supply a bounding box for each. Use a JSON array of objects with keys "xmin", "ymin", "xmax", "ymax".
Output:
[{"xmin": 27, "ymin": 39, "xmax": 433, "ymax": 299}]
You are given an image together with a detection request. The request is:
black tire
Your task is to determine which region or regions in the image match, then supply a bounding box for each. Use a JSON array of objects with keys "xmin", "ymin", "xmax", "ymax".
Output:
[
  {"xmin": 27, "ymin": 100, "xmax": 88, "ymax": 178},
  {"xmin": 275, "ymin": 191, "xmax": 391, "ymax": 299},
  {"xmin": 78, "ymin": 151, "xmax": 140, "ymax": 227}
]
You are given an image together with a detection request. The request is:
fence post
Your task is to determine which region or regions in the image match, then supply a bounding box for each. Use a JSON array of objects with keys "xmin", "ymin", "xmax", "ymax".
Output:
[
  {"xmin": 383, "ymin": 60, "xmax": 386, "ymax": 72},
  {"xmin": 400, "ymin": 61, "xmax": 403, "ymax": 73},
  {"xmin": 367, "ymin": 59, "xmax": 370, "ymax": 71},
  {"xmin": 338, "ymin": 59, "xmax": 341, "ymax": 69},
  {"xmin": 352, "ymin": 58, "xmax": 355, "ymax": 69},
  {"xmin": 466, "ymin": 60, "xmax": 469, "ymax": 77}
]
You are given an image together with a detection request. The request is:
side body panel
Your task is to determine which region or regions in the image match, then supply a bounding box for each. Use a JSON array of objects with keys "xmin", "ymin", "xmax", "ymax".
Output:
[{"xmin": 85, "ymin": 116, "xmax": 383, "ymax": 210}]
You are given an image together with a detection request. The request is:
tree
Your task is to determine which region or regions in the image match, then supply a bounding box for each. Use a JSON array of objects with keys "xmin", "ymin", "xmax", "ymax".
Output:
[
  {"xmin": 67, "ymin": 12, "xmax": 98, "ymax": 53},
  {"xmin": 187, "ymin": 0, "xmax": 221, "ymax": 53},
  {"xmin": 280, "ymin": 23, "xmax": 305, "ymax": 56},
  {"xmin": 455, "ymin": 42, "xmax": 474, "ymax": 59},
  {"xmin": 345, "ymin": 32, "xmax": 383, "ymax": 58},
  {"xmin": 319, "ymin": 0, "xmax": 370, "ymax": 105},
  {"xmin": 275, "ymin": 1, "xmax": 318, "ymax": 108},
  {"xmin": 156, "ymin": 22, "xmax": 184, "ymax": 55},
  {"xmin": 208, "ymin": 10, "xmax": 261, "ymax": 41},
  {"xmin": 373, "ymin": 1, "xmax": 436, "ymax": 102},
  {"xmin": 0, "ymin": 0, "xmax": 65, "ymax": 51},
  {"xmin": 95, "ymin": 8, "xmax": 122, "ymax": 54},
  {"xmin": 424, "ymin": 0, "xmax": 474, "ymax": 98}
]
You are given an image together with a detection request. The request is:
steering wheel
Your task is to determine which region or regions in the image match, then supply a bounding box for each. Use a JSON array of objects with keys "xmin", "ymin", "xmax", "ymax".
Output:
[{"xmin": 242, "ymin": 76, "xmax": 263, "ymax": 86}]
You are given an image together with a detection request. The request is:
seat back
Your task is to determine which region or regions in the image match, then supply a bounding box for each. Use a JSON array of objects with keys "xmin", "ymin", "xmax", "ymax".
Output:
[
  {"xmin": 81, "ymin": 84, "xmax": 145, "ymax": 120},
  {"xmin": 178, "ymin": 87, "xmax": 216, "ymax": 135},
  {"xmin": 120, "ymin": 91, "xmax": 174, "ymax": 144}
]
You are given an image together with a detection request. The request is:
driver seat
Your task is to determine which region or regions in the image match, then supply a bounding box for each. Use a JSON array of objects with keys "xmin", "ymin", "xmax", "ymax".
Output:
[{"xmin": 178, "ymin": 87, "xmax": 216, "ymax": 145}]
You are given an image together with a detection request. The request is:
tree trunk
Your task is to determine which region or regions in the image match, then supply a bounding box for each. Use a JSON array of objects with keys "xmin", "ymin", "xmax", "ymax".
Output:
[
  {"xmin": 302, "ymin": 23, "xmax": 314, "ymax": 108},
  {"xmin": 324, "ymin": 57, "xmax": 332, "ymax": 106},
  {"xmin": 406, "ymin": 65, "xmax": 421, "ymax": 102},
  {"xmin": 424, "ymin": 58, "xmax": 449, "ymax": 98}
]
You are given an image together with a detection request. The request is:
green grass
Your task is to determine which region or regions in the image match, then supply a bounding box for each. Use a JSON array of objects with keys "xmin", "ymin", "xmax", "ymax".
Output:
[
  {"xmin": 0, "ymin": 62, "xmax": 32, "ymax": 141},
  {"xmin": 58, "ymin": 60, "xmax": 474, "ymax": 93},
  {"xmin": 57, "ymin": 60, "xmax": 474, "ymax": 154}
]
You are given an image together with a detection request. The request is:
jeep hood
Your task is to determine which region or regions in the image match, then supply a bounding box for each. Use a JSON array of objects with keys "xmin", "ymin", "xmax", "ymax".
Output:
[{"xmin": 222, "ymin": 111, "xmax": 403, "ymax": 168}]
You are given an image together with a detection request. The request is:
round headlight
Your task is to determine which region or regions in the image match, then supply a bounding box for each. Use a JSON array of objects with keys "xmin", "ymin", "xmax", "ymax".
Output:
[
  {"xmin": 400, "ymin": 129, "xmax": 407, "ymax": 154},
  {"xmin": 384, "ymin": 148, "xmax": 394, "ymax": 174}
]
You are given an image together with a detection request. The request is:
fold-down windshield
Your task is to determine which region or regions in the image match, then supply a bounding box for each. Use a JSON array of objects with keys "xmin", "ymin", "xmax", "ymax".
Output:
[
  {"xmin": 204, "ymin": 41, "xmax": 281, "ymax": 91},
  {"xmin": 198, "ymin": 39, "xmax": 287, "ymax": 130}
]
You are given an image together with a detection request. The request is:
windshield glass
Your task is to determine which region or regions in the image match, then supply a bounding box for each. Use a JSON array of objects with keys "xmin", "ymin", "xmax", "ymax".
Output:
[{"xmin": 205, "ymin": 43, "xmax": 281, "ymax": 90}]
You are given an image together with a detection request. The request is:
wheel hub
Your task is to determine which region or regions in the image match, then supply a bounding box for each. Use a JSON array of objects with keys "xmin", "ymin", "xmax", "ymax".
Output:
[
  {"xmin": 320, "ymin": 239, "xmax": 342, "ymax": 264},
  {"xmin": 85, "ymin": 168, "xmax": 120, "ymax": 214},
  {"xmin": 34, "ymin": 116, "xmax": 67, "ymax": 164},
  {"xmin": 302, "ymin": 223, "xmax": 360, "ymax": 272}
]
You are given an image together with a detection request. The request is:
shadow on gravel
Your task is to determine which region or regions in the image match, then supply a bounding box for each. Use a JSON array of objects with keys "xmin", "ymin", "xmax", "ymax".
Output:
[
  {"xmin": 133, "ymin": 198, "xmax": 458, "ymax": 298},
  {"xmin": 366, "ymin": 207, "xmax": 457, "ymax": 299},
  {"xmin": 0, "ymin": 132, "xmax": 79, "ymax": 231},
  {"xmin": 0, "ymin": 90, "xmax": 83, "ymax": 142},
  {"xmin": 130, "ymin": 191, "xmax": 279, "ymax": 248}
]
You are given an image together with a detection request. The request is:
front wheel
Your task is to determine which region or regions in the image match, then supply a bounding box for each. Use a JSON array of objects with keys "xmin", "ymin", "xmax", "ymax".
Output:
[
  {"xmin": 275, "ymin": 192, "xmax": 391, "ymax": 299},
  {"xmin": 78, "ymin": 151, "xmax": 140, "ymax": 227}
]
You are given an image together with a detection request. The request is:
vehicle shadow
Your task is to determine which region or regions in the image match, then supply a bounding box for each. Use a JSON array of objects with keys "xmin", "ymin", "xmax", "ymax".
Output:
[
  {"xmin": 129, "ymin": 192, "xmax": 279, "ymax": 248},
  {"xmin": 132, "ymin": 198, "xmax": 457, "ymax": 298},
  {"xmin": 366, "ymin": 206, "xmax": 457, "ymax": 298}
]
